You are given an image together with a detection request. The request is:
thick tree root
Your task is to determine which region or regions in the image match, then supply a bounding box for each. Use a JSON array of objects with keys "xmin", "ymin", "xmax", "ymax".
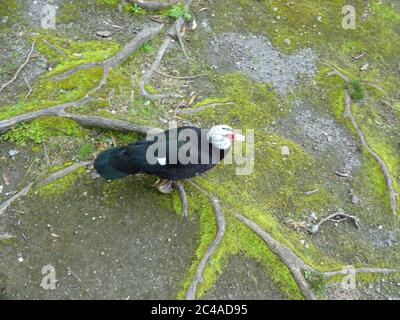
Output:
[
  {"xmin": 43, "ymin": 162, "xmax": 91, "ymax": 185},
  {"xmin": 343, "ymin": 92, "xmax": 397, "ymax": 219},
  {"xmin": 0, "ymin": 26, "xmax": 165, "ymax": 135},
  {"xmin": 185, "ymin": 181, "xmax": 226, "ymax": 300},
  {"xmin": 324, "ymin": 64, "xmax": 397, "ymax": 219},
  {"xmin": 172, "ymin": 181, "xmax": 188, "ymax": 219},
  {"xmin": 0, "ymin": 97, "xmax": 96, "ymax": 134},
  {"xmin": 235, "ymin": 212, "xmax": 397, "ymax": 300},
  {"xmin": 235, "ymin": 212, "xmax": 317, "ymax": 300},
  {"xmin": 48, "ymin": 25, "xmax": 164, "ymax": 82},
  {"xmin": 127, "ymin": 0, "xmax": 180, "ymax": 10}
]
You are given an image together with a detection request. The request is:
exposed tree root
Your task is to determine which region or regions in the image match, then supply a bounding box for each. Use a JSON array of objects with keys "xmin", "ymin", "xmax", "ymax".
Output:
[
  {"xmin": 0, "ymin": 183, "xmax": 33, "ymax": 216},
  {"xmin": 235, "ymin": 212, "xmax": 316, "ymax": 300},
  {"xmin": 0, "ymin": 41, "xmax": 35, "ymax": 94},
  {"xmin": 235, "ymin": 212, "xmax": 398, "ymax": 300},
  {"xmin": 176, "ymin": 102, "xmax": 235, "ymax": 115},
  {"xmin": 0, "ymin": 26, "xmax": 165, "ymax": 135},
  {"xmin": 172, "ymin": 181, "xmax": 188, "ymax": 219},
  {"xmin": 127, "ymin": 0, "xmax": 180, "ymax": 10},
  {"xmin": 185, "ymin": 181, "xmax": 226, "ymax": 300},
  {"xmin": 58, "ymin": 112, "xmax": 156, "ymax": 134},
  {"xmin": 0, "ymin": 97, "xmax": 96, "ymax": 134},
  {"xmin": 308, "ymin": 211, "xmax": 360, "ymax": 234},
  {"xmin": 48, "ymin": 25, "xmax": 164, "ymax": 82},
  {"xmin": 42, "ymin": 39, "xmax": 68, "ymax": 59},
  {"xmin": 324, "ymin": 64, "xmax": 397, "ymax": 219},
  {"xmin": 323, "ymin": 268, "xmax": 397, "ymax": 277},
  {"xmin": 43, "ymin": 162, "xmax": 91, "ymax": 185},
  {"xmin": 138, "ymin": 0, "xmax": 193, "ymax": 99},
  {"xmin": 343, "ymin": 91, "xmax": 397, "ymax": 219}
]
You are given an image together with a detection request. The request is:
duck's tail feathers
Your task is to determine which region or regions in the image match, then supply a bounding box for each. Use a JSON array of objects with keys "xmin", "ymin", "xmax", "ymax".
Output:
[{"xmin": 94, "ymin": 147, "xmax": 130, "ymax": 180}]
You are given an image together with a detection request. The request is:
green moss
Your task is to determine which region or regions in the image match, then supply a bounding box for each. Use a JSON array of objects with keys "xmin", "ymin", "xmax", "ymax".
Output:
[
  {"xmin": 0, "ymin": 0, "xmax": 20, "ymax": 30},
  {"xmin": 38, "ymin": 163, "xmax": 86, "ymax": 196},
  {"xmin": 95, "ymin": 0, "xmax": 119, "ymax": 6},
  {"xmin": 124, "ymin": 2, "xmax": 146, "ymax": 15},
  {"xmin": 76, "ymin": 142, "xmax": 95, "ymax": 160},
  {"xmin": 58, "ymin": 1, "xmax": 85, "ymax": 24},
  {"xmin": 168, "ymin": 4, "xmax": 192, "ymax": 20},
  {"xmin": 304, "ymin": 271, "xmax": 327, "ymax": 296},
  {"xmin": 346, "ymin": 79, "xmax": 365, "ymax": 102},
  {"xmin": 2, "ymin": 117, "xmax": 85, "ymax": 147}
]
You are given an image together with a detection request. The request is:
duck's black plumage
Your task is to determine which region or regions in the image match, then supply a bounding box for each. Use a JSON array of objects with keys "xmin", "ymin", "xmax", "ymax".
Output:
[{"xmin": 94, "ymin": 126, "xmax": 227, "ymax": 181}]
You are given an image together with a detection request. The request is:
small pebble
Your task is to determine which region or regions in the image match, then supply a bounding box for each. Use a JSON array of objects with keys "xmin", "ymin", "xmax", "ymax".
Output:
[
  {"xmin": 281, "ymin": 146, "xmax": 290, "ymax": 156},
  {"xmin": 96, "ymin": 30, "xmax": 112, "ymax": 38},
  {"xmin": 8, "ymin": 150, "xmax": 19, "ymax": 157}
]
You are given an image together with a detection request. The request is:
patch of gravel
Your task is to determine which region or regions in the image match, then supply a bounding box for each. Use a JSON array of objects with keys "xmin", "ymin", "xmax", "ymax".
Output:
[
  {"xmin": 0, "ymin": 31, "xmax": 47, "ymax": 104},
  {"xmin": 21, "ymin": 0, "xmax": 146, "ymax": 42},
  {"xmin": 270, "ymin": 100, "xmax": 362, "ymax": 172},
  {"xmin": 208, "ymin": 33, "xmax": 317, "ymax": 93}
]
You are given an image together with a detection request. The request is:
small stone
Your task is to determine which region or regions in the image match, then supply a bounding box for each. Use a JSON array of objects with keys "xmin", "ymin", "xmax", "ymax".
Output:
[
  {"xmin": 360, "ymin": 63, "xmax": 369, "ymax": 71},
  {"xmin": 8, "ymin": 150, "xmax": 19, "ymax": 157},
  {"xmin": 96, "ymin": 30, "xmax": 112, "ymax": 38},
  {"xmin": 18, "ymin": 257, "xmax": 24, "ymax": 263},
  {"xmin": 310, "ymin": 212, "xmax": 318, "ymax": 222},
  {"xmin": 317, "ymin": 15, "xmax": 323, "ymax": 22},
  {"xmin": 272, "ymin": 7, "xmax": 279, "ymax": 12},
  {"xmin": 281, "ymin": 146, "xmax": 290, "ymax": 156},
  {"xmin": 283, "ymin": 38, "xmax": 291, "ymax": 46},
  {"xmin": 351, "ymin": 195, "xmax": 360, "ymax": 205},
  {"xmin": 378, "ymin": 225, "xmax": 383, "ymax": 230}
]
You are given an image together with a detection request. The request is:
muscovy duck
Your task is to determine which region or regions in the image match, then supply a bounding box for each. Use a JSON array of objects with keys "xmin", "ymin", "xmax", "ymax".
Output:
[{"xmin": 94, "ymin": 125, "xmax": 245, "ymax": 192}]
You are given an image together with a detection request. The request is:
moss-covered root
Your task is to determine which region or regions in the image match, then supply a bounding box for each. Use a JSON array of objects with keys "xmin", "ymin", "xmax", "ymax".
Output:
[
  {"xmin": 185, "ymin": 182, "xmax": 226, "ymax": 300},
  {"xmin": 235, "ymin": 212, "xmax": 398, "ymax": 300}
]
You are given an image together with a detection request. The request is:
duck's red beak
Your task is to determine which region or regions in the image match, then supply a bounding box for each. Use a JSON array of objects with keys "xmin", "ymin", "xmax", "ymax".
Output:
[{"xmin": 230, "ymin": 132, "xmax": 246, "ymax": 142}]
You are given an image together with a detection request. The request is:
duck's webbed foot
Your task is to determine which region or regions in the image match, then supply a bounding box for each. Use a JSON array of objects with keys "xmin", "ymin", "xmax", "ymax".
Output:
[{"xmin": 155, "ymin": 179, "xmax": 174, "ymax": 194}]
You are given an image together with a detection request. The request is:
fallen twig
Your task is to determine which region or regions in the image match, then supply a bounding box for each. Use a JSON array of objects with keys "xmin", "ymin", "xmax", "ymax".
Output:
[
  {"xmin": 23, "ymin": 75, "xmax": 33, "ymax": 101},
  {"xmin": 155, "ymin": 71, "xmax": 208, "ymax": 80},
  {"xmin": 67, "ymin": 266, "xmax": 82, "ymax": 283},
  {"xmin": 0, "ymin": 183, "xmax": 33, "ymax": 216},
  {"xmin": 0, "ymin": 41, "xmax": 35, "ymax": 94},
  {"xmin": 308, "ymin": 211, "xmax": 360, "ymax": 234},
  {"xmin": 176, "ymin": 102, "xmax": 235, "ymax": 115},
  {"xmin": 185, "ymin": 181, "xmax": 226, "ymax": 300}
]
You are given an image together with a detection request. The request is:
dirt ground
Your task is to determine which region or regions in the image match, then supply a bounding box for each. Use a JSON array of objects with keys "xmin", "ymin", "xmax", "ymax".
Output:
[{"xmin": 1, "ymin": 0, "xmax": 399, "ymax": 300}]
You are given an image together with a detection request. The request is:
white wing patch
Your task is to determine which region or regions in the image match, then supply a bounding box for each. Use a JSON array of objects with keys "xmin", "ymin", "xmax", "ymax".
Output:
[{"xmin": 157, "ymin": 157, "xmax": 167, "ymax": 166}]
